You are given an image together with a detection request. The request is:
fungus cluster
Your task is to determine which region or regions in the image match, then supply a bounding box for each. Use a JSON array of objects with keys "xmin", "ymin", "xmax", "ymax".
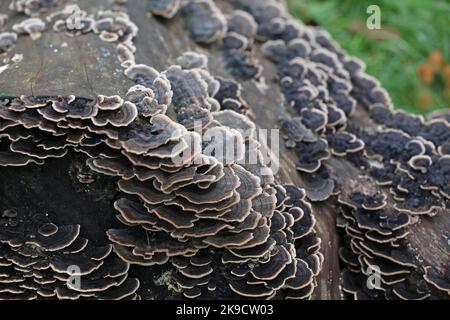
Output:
[
  {"xmin": 0, "ymin": 208, "xmax": 139, "ymax": 300},
  {"xmin": 12, "ymin": 17, "xmax": 46, "ymax": 38},
  {"xmin": 213, "ymin": 2, "xmax": 359, "ymax": 206},
  {"xmin": 225, "ymin": 0, "xmax": 450, "ymax": 299},
  {"xmin": 181, "ymin": 0, "xmax": 226, "ymax": 45},
  {"xmin": 0, "ymin": 13, "xmax": 8, "ymax": 28},
  {"xmin": 213, "ymin": 77, "xmax": 249, "ymax": 114},
  {"xmin": 0, "ymin": 1, "xmax": 323, "ymax": 300},
  {"xmin": 148, "ymin": 0, "xmax": 180, "ymax": 19},
  {"xmin": 1, "ymin": 0, "xmax": 448, "ymax": 300},
  {"xmin": 49, "ymin": 5, "xmax": 95, "ymax": 36},
  {"xmin": 104, "ymin": 55, "xmax": 322, "ymax": 299},
  {"xmin": 336, "ymin": 176, "xmax": 449, "ymax": 299},
  {"xmin": 9, "ymin": 0, "xmax": 63, "ymax": 16}
]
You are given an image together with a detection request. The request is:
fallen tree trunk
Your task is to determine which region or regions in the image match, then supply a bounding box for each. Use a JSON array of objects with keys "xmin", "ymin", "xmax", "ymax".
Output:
[{"xmin": 0, "ymin": 0, "xmax": 448, "ymax": 300}]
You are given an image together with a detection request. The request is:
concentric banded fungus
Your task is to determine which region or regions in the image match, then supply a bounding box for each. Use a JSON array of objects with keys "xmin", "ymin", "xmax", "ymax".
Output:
[
  {"xmin": 104, "ymin": 52, "xmax": 321, "ymax": 298},
  {"xmin": 93, "ymin": 10, "xmax": 138, "ymax": 43},
  {"xmin": 213, "ymin": 77, "xmax": 248, "ymax": 114},
  {"xmin": 12, "ymin": 18, "xmax": 46, "ymax": 38},
  {"xmin": 148, "ymin": 0, "xmax": 180, "ymax": 19},
  {"xmin": 224, "ymin": 0, "xmax": 449, "ymax": 300},
  {"xmin": 9, "ymin": 0, "xmax": 62, "ymax": 16},
  {"xmin": 1, "ymin": 0, "xmax": 447, "ymax": 301},
  {"xmin": 50, "ymin": 5, "xmax": 94, "ymax": 36},
  {"xmin": 227, "ymin": 10, "xmax": 257, "ymax": 39},
  {"xmin": 0, "ymin": 207, "xmax": 139, "ymax": 300},
  {"xmin": 181, "ymin": 0, "xmax": 227, "ymax": 44},
  {"xmin": 175, "ymin": 52, "xmax": 208, "ymax": 70},
  {"xmin": 0, "ymin": 32, "xmax": 18, "ymax": 53}
]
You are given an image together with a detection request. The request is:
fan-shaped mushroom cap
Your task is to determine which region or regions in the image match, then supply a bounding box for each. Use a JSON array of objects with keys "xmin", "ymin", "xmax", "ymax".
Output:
[
  {"xmin": 0, "ymin": 14, "xmax": 7, "ymax": 28},
  {"xmin": 10, "ymin": 138, "xmax": 68, "ymax": 159},
  {"xmin": 9, "ymin": 0, "xmax": 62, "ymax": 16},
  {"xmin": 94, "ymin": 10, "xmax": 138, "ymax": 43},
  {"xmin": 181, "ymin": 0, "xmax": 227, "ymax": 44},
  {"xmin": 229, "ymin": 281, "xmax": 274, "ymax": 298},
  {"xmin": 227, "ymin": 10, "xmax": 257, "ymax": 39},
  {"xmin": 148, "ymin": 0, "xmax": 181, "ymax": 19},
  {"xmin": 212, "ymin": 110, "xmax": 256, "ymax": 141},
  {"xmin": 294, "ymin": 139, "xmax": 330, "ymax": 173},
  {"xmin": 329, "ymin": 131, "xmax": 364, "ymax": 156},
  {"xmin": 91, "ymin": 101, "xmax": 138, "ymax": 127},
  {"xmin": 175, "ymin": 51, "xmax": 209, "ymax": 70},
  {"xmin": 95, "ymin": 95, "xmax": 124, "ymax": 111},
  {"xmin": 0, "ymin": 149, "xmax": 44, "ymax": 166},
  {"xmin": 424, "ymin": 266, "xmax": 450, "ymax": 295},
  {"xmin": 118, "ymin": 178, "xmax": 176, "ymax": 205},
  {"xmin": 301, "ymin": 167, "xmax": 334, "ymax": 202},
  {"xmin": 0, "ymin": 32, "xmax": 18, "ymax": 53},
  {"xmin": 213, "ymin": 77, "xmax": 248, "ymax": 114},
  {"xmin": 119, "ymin": 114, "xmax": 185, "ymax": 155},
  {"xmin": 125, "ymin": 64, "xmax": 160, "ymax": 86},
  {"xmin": 12, "ymin": 18, "xmax": 46, "ymax": 37}
]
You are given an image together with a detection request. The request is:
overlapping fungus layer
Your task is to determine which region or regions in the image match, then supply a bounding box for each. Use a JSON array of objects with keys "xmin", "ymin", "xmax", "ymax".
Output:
[
  {"xmin": 1, "ymin": 0, "xmax": 448, "ymax": 300},
  {"xmin": 0, "ymin": 0, "xmax": 323, "ymax": 300},
  {"xmin": 221, "ymin": 0, "xmax": 449, "ymax": 299}
]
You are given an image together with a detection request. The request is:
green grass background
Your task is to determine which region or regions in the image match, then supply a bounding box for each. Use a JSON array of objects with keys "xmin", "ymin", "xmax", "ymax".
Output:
[{"xmin": 286, "ymin": 0, "xmax": 450, "ymax": 114}]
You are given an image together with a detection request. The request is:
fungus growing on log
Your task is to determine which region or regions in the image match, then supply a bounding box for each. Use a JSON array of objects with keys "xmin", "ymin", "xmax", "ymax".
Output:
[
  {"xmin": 148, "ymin": 0, "xmax": 180, "ymax": 19},
  {"xmin": 12, "ymin": 18, "xmax": 46, "ymax": 38},
  {"xmin": 181, "ymin": 0, "xmax": 227, "ymax": 44},
  {"xmin": 9, "ymin": 0, "xmax": 62, "ymax": 16},
  {"xmin": 0, "ymin": 0, "xmax": 448, "ymax": 301},
  {"xmin": 0, "ymin": 32, "xmax": 17, "ymax": 53}
]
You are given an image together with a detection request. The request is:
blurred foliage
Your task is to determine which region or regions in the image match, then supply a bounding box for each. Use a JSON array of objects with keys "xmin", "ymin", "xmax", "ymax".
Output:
[{"xmin": 286, "ymin": 0, "xmax": 450, "ymax": 114}]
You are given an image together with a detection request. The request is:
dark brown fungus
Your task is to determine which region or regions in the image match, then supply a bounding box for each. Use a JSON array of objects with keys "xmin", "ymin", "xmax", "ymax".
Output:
[
  {"xmin": 424, "ymin": 267, "xmax": 450, "ymax": 295},
  {"xmin": 175, "ymin": 52, "xmax": 208, "ymax": 70},
  {"xmin": 279, "ymin": 116, "xmax": 316, "ymax": 148},
  {"xmin": 119, "ymin": 114, "xmax": 185, "ymax": 154},
  {"xmin": 328, "ymin": 131, "xmax": 364, "ymax": 156},
  {"xmin": 227, "ymin": 10, "xmax": 257, "ymax": 39},
  {"xmin": 10, "ymin": 138, "xmax": 68, "ymax": 159},
  {"xmin": 181, "ymin": 0, "xmax": 227, "ymax": 44},
  {"xmin": 94, "ymin": 11, "xmax": 138, "ymax": 43},
  {"xmin": 0, "ymin": 32, "xmax": 18, "ymax": 53},
  {"xmin": 301, "ymin": 167, "xmax": 334, "ymax": 202},
  {"xmin": 92, "ymin": 101, "xmax": 138, "ymax": 127},
  {"xmin": 12, "ymin": 18, "xmax": 46, "ymax": 37},
  {"xmin": 294, "ymin": 139, "xmax": 330, "ymax": 173},
  {"xmin": 148, "ymin": 0, "xmax": 181, "ymax": 19},
  {"xmin": 0, "ymin": 14, "xmax": 7, "ymax": 28},
  {"xmin": 9, "ymin": 0, "xmax": 62, "ymax": 16}
]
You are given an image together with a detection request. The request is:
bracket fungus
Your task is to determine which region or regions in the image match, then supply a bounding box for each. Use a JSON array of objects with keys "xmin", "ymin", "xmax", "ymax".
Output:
[
  {"xmin": 0, "ymin": 32, "xmax": 18, "ymax": 53},
  {"xmin": 0, "ymin": 0, "xmax": 448, "ymax": 301},
  {"xmin": 148, "ymin": 0, "xmax": 180, "ymax": 19},
  {"xmin": 181, "ymin": 0, "xmax": 227, "ymax": 44},
  {"xmin": 12, "ymin": 18, "xmax": 46, "ymax": 37},
  {"xmin": 9, "ymin": 0, "xmax": 62, "ymax": 16}
]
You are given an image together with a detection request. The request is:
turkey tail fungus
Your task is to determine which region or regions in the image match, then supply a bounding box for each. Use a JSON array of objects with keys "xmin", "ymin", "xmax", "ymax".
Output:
[{"xmin": 0, "ymin": 0, "xmax": 448, "ymax": 300}]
